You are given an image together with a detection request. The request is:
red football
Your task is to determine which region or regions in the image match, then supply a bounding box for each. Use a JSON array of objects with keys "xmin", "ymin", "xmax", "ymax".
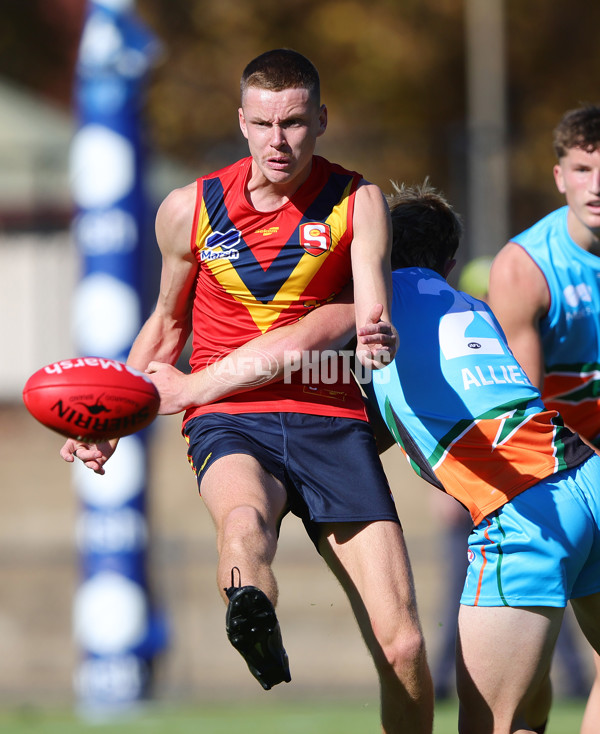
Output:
[{"xmin": 22, "ymin": 357, "xmax": 160, "ymax": 441}]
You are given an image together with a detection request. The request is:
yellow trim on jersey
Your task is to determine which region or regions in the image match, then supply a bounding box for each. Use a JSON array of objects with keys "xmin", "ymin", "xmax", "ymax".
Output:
[{"xmin": 195, "ymin": 181, "xmax": 353, "ymax": 334}]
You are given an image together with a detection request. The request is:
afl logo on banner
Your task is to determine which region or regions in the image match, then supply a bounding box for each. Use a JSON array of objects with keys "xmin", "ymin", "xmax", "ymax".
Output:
[{"xmin": 300, "ymin": 222, "xmax": 332, "ymax": 256}]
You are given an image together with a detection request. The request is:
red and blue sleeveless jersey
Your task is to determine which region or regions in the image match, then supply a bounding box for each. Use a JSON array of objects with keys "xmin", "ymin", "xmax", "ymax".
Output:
[{"xmin": 183, "ymin": 155, "xmax": 368, "ymax": 424}]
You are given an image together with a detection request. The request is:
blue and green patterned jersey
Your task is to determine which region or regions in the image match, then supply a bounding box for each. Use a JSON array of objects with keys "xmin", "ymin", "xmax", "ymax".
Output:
[{"xmin": 369, "ymin": 267, "xmax": 591, "ymax": 524}]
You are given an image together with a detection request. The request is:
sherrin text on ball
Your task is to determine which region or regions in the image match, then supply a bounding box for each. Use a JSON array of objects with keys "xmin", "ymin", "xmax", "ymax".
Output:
[{"xmin": 22, "ymin": 357, "xmax": 160, "ymax": 441}]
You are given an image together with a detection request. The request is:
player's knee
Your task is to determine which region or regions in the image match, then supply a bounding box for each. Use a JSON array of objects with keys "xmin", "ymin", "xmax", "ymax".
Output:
[
  {"xmin": 222, "ymin": 505, "xmax": 276, "ymax": 554},
  {"xmin": 376, "ymin": 624, "xmax": 427, "ymax": 678}
]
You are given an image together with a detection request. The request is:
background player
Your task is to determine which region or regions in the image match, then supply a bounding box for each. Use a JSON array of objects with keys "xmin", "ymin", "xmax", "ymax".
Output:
[{"xmin": 488, "ymin": 104, "xmax": 600, "ymax": 734}]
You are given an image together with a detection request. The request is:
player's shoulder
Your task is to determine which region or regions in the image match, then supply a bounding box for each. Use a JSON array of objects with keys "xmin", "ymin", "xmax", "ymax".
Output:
[
  {"xmin": 489, "ymin": 242, "xmax": 549, "ymax": 311},
  {"xmin": 158, "ymin": 182, "xmax": 197, "ymax": 222},
  {"xmin": 155, "ymin": 182, "xmax": 198, "ymax": 251},
  {"xmin": 492, "ymin": 239, "xmax": 544, "ymax": 275},
  {"xmin": 160, "ymin": 180, "xmax": 197, "ymax": 211},
  {"xmin": 352, "ymin": 180, "xmax": 390, "ymax": 239},
  {"xmin": 315, "ymin": 154, "xmax": 361, "ymax": 178},
  {"xmin": 354, "ymin": 177, "xmax": 387, "ymax": 208},
  {"xmin": 158, "ymin": 156, "xmax": 249, "ymax": 216}
]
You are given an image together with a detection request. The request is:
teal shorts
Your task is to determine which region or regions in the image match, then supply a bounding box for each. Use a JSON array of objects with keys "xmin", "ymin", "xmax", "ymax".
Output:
[{"xmin": 461, "ymin": 455, "xmax": 600, "ymax": 607}]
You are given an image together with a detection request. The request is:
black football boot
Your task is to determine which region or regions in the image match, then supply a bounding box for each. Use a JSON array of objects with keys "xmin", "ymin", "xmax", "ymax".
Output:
[{"xmin": 224, "ymin": 567, "xmax": 291, "ymax": 690}]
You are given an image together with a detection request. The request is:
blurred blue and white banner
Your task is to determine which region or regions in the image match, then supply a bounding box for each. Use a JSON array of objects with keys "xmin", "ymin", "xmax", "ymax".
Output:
[{"xmin": 70, "ymin": 0, "xmax": 165, "ymax": 713}]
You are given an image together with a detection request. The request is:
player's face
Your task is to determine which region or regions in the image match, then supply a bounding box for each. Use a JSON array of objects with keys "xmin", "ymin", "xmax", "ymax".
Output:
[
  {"xmin": 239, "ymin": 87, "xmax": 327, "ymax": 191},
  {"xmin": 554, "ymin": 146, "xmax": 600, "ymax": 244}
]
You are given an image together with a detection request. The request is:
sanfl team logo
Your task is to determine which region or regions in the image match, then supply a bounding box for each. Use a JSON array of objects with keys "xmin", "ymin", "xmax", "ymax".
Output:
[{"xmin": 300, "ymin": 222, "xmax": 332, "ymax": 256}]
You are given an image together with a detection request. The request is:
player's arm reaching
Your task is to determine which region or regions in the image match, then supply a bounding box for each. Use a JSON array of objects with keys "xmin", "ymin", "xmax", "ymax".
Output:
[
  {"xmin": 488, "ymin": 242, "xmax": 549, "ymax": 388},
  {"xmin": 59, "ymin": 183, "xmax": 199, "ymax": 473},
  {"xmin": 148, "ymin": 293, "xmax": 394, "ymax": 414},
  {"xmin": 351, "ymin": 180, "xmax": 398, "ymax": 369}
]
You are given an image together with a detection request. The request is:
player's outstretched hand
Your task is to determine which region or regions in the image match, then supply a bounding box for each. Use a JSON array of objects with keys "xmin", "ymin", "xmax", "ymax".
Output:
[
  {"xmin": 356, "ymin": 304, "xmax": 398, "ymax": 369},
  {"xmin": 60, "ymin": 438, "xmax": 117, "ymax": 475},
  {"xmin": 145, "ymin": 361, "xmax": 191, "ymax": 415}
]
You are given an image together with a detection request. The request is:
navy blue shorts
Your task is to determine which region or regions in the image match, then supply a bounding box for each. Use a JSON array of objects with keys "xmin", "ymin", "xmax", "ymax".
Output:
[{"xmin": 183, "ymin": 412, "xmax": 400, "ymax": 547}]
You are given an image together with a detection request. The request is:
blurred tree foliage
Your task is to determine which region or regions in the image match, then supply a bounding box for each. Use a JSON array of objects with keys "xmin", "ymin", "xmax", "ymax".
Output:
[
  {"xmin": 137, "ymin": 0, "xmax": 466, "ymax": 202},
  {"xmin": 0, "ymin": 0, "xmax": 85, "ymax": 108},
  {"xmin": 1, "ymin": 0, "xmax": 600, "ymax": 252}
]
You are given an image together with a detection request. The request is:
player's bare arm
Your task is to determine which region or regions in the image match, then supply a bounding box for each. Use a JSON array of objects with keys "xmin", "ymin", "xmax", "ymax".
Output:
[
  {"xmin": 127, "ymin": 183, "xmax": 199, "ymax": 373},
  {"xmin": 60, "ymin": 184, "xmax": 199, "ymax": 472},
  {"xmin": 351, "ymin": 180, "xmax": 398, "ymax": 368},
  {"xmin": 488, "ymin": 242, "xmax": 550, "ymax": 389},
  {"xmin": 147, "ymin": 290, "xmax": 352, "ymax": 413},
  {"xmin": 148, "ymin": 286, "xmax": 395, "ymax": 414}
]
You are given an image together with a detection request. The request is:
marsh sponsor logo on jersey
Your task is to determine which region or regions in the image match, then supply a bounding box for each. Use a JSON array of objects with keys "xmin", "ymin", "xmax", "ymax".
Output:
[
  {"xmin": 201, "ymin": 228, "xmax": 241, "ymax": 261},
  {"xmin": 300, "ymin": 222, "xmax": 332, "ymax": 256}
]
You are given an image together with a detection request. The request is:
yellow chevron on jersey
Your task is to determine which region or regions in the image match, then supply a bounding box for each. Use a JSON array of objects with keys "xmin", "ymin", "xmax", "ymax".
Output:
[
  {"xmin": 181, "ymin": 155, "xmax": 367, "ymax": 426},
  {"xmin": 192, "ymin": 156, "xmax": 358, "ymax": 336}
]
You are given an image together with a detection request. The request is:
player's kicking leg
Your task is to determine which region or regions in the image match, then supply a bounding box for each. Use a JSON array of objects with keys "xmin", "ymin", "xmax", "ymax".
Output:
[
  {"xmin": 319, "ymin": 519, "xmax": 434, "ymax": 734},
  {"xmin": 200, "ymin": 453, "xmax": 291, "ymax": 690}
]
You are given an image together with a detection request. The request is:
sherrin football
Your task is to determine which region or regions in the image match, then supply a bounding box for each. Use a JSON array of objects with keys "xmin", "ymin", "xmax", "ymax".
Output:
[{"xmin": 22, "ymin": 357, "xmax": 160, "ymax": 441}]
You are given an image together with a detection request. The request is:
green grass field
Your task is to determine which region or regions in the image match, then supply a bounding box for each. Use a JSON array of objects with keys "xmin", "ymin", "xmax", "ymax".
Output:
[{"xmin": 0, "ymin": 699, "xmax": 586, "ymax": 734}]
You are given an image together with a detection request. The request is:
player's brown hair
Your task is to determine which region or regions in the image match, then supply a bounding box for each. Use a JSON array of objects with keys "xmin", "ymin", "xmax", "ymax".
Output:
[
  {"xmin": 387, "ymin": 179, "xmax": 463, "ymax": 274},
  {"xmin": 553, "ymin": 105, "xmax": 600, "ymax": 159},
  {"xmin": 240, "ymin": 49, "xmax": 320, "ymax": 106}
]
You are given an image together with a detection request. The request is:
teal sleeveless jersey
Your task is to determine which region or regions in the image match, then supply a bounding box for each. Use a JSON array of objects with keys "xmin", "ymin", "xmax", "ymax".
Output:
[
  {"xmin": 512, "ymin": 206, "xmax": 600, "ymax": 445},
  {"xmin": 369, "ymin": 268, "xmax": 591, "ymax": 524}
]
